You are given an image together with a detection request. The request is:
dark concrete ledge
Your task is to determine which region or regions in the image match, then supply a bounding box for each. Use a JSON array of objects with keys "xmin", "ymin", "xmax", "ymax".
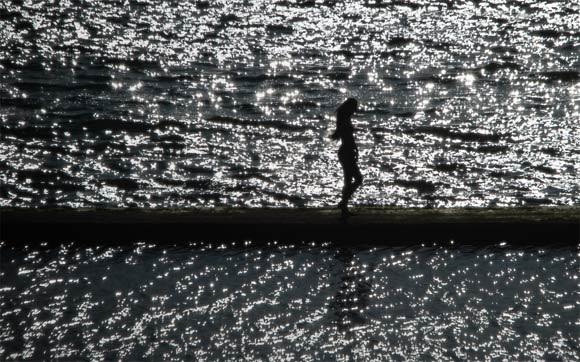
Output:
[{"xmin": 1, "ymin": 207, "xmax": 578, "ymax": 244}]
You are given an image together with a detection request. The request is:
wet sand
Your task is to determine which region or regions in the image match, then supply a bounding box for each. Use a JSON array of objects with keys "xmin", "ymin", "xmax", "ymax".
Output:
[{"xmin": 1, "ymin": 207, "xmax": 578, "ymax": 244}]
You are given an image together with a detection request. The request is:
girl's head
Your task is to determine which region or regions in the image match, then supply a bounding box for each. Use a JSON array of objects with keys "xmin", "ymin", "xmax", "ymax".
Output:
[
  {"xmin": 330, "ymin": 98, "xmax": 358, "ymax": 140},
  {"xmin": 337, "ymin": 98, "xmax": 358, "ymax": 117}
]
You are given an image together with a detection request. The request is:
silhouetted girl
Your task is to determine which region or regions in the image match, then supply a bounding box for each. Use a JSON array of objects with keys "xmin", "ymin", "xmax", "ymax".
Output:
[{"xmin": 331, "ymin": 98, "xmax": 362, "ymax": 214}]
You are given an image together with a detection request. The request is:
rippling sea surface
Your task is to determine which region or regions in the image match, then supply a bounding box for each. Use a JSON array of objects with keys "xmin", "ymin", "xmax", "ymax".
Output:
[
  {"xmin": 0, "ymin": 241, "xmax": 577, "ymax": 360},
  {"xmin": 1, "ymin": 0, "xmax": 579, "ymax": 208}
]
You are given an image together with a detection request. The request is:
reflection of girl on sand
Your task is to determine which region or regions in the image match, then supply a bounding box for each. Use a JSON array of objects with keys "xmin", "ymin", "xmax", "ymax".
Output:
[{"xmin": 331, "ymin": 98, "xmax": 362, "ymax": 215}]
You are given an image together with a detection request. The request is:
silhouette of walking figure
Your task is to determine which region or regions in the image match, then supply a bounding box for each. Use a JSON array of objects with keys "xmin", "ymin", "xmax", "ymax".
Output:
[{"xmin": 331, "ymin": 98, "xmax": 362, "ymax": 215}]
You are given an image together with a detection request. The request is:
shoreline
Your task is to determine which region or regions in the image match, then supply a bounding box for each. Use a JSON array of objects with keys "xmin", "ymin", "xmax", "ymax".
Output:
[{"xmin": 1, "ymin": 207, "xmax": 578, "ymax": 244}]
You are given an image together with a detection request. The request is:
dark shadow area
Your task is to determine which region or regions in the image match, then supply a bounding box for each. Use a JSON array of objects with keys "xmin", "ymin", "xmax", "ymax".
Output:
[{"xmin": 1, "ymin": 208, "xmax": 578, "ymax": 244}]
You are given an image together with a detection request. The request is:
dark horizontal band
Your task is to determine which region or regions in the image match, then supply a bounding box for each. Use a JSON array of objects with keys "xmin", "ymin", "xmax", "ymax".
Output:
[{"xmin": 1, "ymin": 207, "xmax": 578, "ymax": 245}]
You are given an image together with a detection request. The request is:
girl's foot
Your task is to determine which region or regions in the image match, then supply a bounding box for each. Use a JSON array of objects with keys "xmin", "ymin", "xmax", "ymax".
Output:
[{"xmin": 338, "ymin": 201, "xmax": 353, "ymax": 216}]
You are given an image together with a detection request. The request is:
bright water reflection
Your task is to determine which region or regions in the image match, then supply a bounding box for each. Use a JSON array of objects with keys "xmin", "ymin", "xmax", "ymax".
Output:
[
  {"xmin": 1, "ymin": 0, "xmax": 579, "ymax": 208},
  {"xmin": 0, "ymin": 241, "xmax": 577, "ymax": 360}
]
